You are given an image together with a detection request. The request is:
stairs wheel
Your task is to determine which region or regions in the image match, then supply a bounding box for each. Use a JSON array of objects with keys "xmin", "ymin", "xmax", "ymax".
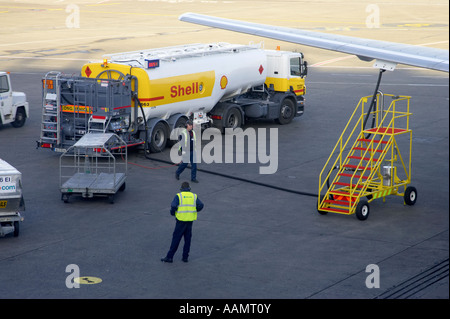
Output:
[
  {"xmin": 404, "ymin": 186, "xmax": 417, "ymax": 206},
  {"xmin": 355, "ymin": 199, "xmax": 370, "ymax": 221},
  {"xmin": 317, "ymin": 200, "xmax": 328, "ymax": 215}
]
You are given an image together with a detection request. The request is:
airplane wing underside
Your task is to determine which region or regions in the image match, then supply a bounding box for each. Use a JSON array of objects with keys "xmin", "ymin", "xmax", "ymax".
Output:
[{"xmin": 179, "ymin": 12, "xmax": 449, "ymax": 73}]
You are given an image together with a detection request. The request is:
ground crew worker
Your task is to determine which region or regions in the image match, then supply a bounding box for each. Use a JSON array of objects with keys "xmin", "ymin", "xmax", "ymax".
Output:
[
  {"xmin": 175, "ymin": 120, "xmax": 199, "ymax": 183},
  {"xmin": 161, "ymin": 182, "xmax": 204, "ymax": 263}
]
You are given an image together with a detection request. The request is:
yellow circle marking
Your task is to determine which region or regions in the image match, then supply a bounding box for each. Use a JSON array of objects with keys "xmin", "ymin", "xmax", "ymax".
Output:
[{"xmin": 74, "ymin": 276, "xmax": 102, "ymax": 285}]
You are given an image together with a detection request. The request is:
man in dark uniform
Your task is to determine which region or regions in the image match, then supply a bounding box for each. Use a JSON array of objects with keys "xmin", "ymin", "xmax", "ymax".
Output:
[{"xmin": 161, "ymin": 182, "xmax": 204, "ymax": 263}]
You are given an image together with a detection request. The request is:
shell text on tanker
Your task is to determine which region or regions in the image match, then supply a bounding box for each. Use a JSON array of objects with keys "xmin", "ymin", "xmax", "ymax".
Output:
[{"xmin": 170, "ymin": 82, "xmax": 202, "ymax": 98}]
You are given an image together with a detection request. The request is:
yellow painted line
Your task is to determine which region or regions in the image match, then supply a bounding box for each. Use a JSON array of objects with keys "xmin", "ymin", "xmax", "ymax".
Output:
[
  {"xmin": 0, "ymin": 11, "xmax": 8, "ymax": 13},
  {"xmin": 86, "ymin": 2, "xmax": 121, "ymax": 6},
  {"xmin": 398, "ymin": 23, "xmax": 430, "ymax": 27},
  {"xmin": 74, "ymin": 276, "xmax": 102, "ymax": 285}
]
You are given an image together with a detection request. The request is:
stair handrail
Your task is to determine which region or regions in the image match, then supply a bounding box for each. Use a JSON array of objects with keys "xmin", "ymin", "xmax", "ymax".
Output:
[{"xmin": 318, "ymin": 95, "xmax": 375, "ymax": 205}]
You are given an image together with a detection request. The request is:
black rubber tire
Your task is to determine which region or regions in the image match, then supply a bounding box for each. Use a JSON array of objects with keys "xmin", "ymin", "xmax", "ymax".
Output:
[
  {"xmin": 149, "ymin": 122, "xmax": 168, "ymax": 153},
  {"xmin": 355, "ymin": 199, "xmax": 370, "ymax": 221},
  {"xmin": 11, "ymin": 107, "xmax": 26, "ymax": 128},
  {"xmin": 13, "ymin": 221, "xmax": 19, "ymax": 237},
  {"xmin": 224, "ymin": 108, "xmax": 242, "ymax": 130},
  {"xmin": 404, "ymin": 186, "xmax": 417, "ymax": 206},
  {"xmin": 276, "ymin": 98, "xmax": 295, "ymax": 125}
]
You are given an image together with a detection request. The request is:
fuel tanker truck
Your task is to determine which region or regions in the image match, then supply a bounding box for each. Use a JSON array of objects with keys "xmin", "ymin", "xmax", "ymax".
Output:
[{"xmin": 38, "ymin": 42, "xmax": 307, "ymax": 152}]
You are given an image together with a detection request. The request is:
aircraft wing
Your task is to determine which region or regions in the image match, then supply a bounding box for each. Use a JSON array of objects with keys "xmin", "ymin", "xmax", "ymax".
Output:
[{"xmin": 179, "ymin": 12, "xmax": 449, "ymax": 73}]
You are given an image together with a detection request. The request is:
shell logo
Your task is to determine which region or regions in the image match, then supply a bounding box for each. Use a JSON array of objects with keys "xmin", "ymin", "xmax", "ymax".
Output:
[{"xmin": 220, "ymin": 75, "xmax": 228, "ymax": 89}]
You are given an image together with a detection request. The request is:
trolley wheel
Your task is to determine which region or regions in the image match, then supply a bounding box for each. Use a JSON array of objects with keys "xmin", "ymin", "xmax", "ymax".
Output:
[
  {"xmin": 62, "ymin": 193, "xmax": 70, "ymax": 203},
  {"xmin": 404, "ymin": 186, "xmax": 417, "ymax": 206},
  {"xmin": 355, "ymin": 199, "xmax": 370, "ymax": 221},
  {"xmin": 108, "ymin": 194, "xmax": 115, "ymax": 204},
  {"xmin": 119, "ymin": 182, "xmax": 126, "ymax": 192},
  {"xmin": 13, "ymin": 221, "xmax": 19, "ymax": 237}
]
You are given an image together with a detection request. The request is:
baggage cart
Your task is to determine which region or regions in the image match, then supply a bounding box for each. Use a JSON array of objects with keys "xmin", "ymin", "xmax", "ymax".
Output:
[
  {"xmin": 0, "ymin": 159, "xmax": 25, "ymax": 237},
  {"xmin": 60, "ymin": 133, "xmax": 127, "ymax": 204}
]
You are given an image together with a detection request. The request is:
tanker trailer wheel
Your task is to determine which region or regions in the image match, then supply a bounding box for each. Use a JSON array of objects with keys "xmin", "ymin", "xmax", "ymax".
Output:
[
  {"xmin": 224, "ymin": 107, "xmax": 242, "ymax": 130},
  {"xmin": 276, "ymin": 98, "xmax": 295, "ymax": 125},
  {"xmin": 168, "ymin": 116, "xmax": 188, "ymax": 147},
  {"xmin": 404, "ymin": 186, "xmax": 417, "ymax": 206},
  {"xmin": 149, "ymin": 122, "xmax": 168, "ymax": 153},
  {"xmin": 355, "ymin": 199, "xmax": 370, "ymax": 221}
]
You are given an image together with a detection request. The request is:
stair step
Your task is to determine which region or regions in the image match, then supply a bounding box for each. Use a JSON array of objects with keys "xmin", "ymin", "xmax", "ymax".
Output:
[
  {"xmin": 364, "ymin": 127, "xmax": 407, "ymax": 134},
  {"xmin": 348, "ymin": 155, "xmax": 380, "ymax": 161},
  {"xmin": 324, "ymin": 199, "xmax": 355, "ymax": 205},
  {"xmin": 329, "ymin": 190, "xmax": 360, "ymax": 196},
  {"xmin": 358, "ymin": 138, "xmax": 389, "ymax": 144},
  {"xmin": 319, "ymin": 207, "xmax": 352, "ymax": 214},
  {"xmin": 343, "ymin": 164, "xmax": 372, "ymax": 170},
  {"xmin": 353, "ymin": 146, "xmax": 384, "ymax": 153},
  {"xmin": 333, "ymin": 182, "xmax": 364, "ymax": 188},
  {"xmin": 338, "ymin": 173, "xmax": 368, "ymax": 179}
]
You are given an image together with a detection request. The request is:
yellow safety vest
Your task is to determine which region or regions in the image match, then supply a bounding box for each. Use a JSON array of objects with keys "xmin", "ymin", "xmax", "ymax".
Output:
[
  {"xmin": 179, "ymin": 129, "xmax": 196, "ymax": 150},
  {"xmin": 176, "ymin": 191, "xmax": 198, "ymax": 221}
]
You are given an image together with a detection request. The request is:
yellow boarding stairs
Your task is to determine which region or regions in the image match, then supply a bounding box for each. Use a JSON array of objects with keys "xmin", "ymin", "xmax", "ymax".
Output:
[{"xmin": 318, "ymin": 93, "xmax": 417, "ymax": 220}]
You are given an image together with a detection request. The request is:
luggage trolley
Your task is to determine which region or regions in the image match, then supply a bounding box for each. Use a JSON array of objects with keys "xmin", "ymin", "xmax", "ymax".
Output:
[
  {"xmin": 60, "ymin": 133, "xmax": 127, "ymax": 204},
  {"xmin": 0, "ymin": 159, "xmax": 25, "ymax": 237}
]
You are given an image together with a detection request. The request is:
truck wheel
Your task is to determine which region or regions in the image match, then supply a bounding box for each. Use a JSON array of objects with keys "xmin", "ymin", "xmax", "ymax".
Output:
[
  {"xmin": 11, "ymin": 107, "xmax": 26, "ymax": 128},
  {"xmin": 276, "ymin": 98, "xmax": 295, "ymax": 125},
  {"xmin": 13, "ymin": 221, "xmax": 19, "ymax": 237},
  {"xmin": 355, "ymin": 200, "xmax": 370, "ymax": 221},
  {"xmin": 404, "ymin": 186, "xmax": 417, "ymax": 205},
  {"xmin": 224, "ymin": 108, "xmax": 242, "ymax": 130},
  {"xmin": 149, "ymin": 122, "xmax": 167, "ymax": 153}
]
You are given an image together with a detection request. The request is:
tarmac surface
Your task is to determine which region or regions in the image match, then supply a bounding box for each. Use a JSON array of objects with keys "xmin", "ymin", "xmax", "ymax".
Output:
[{"xmin": 0, "ymin": 0, "xmax": 448, "ymax": 304}]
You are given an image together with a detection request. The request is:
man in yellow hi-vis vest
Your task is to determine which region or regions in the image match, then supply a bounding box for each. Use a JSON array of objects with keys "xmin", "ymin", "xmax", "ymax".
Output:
[
  {"xmin": 175, "ymin": 120, "xmax": 199, "ymax": 183},
  {"xmin": 161, "ymin": 182, "xmax": 204, "ymax": 263}
]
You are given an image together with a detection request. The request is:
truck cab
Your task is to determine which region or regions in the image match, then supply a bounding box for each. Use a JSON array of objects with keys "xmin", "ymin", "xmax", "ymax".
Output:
[
  {"xmin": 264, "ymin": 50, "xmax": 307, "ymax": 95},
  {"xmin": 0, "ymin": 72, "xmax": 29, "ymax": 128}
]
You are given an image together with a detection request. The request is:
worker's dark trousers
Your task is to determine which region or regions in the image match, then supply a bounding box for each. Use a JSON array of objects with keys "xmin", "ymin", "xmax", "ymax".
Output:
[
  {"xmin": 166, "ymin": 219, "xmax": 193, "ymax": 259},
  {"xmin": 176, "ymin": 152, "xmax": 197, "ymax": 181}
]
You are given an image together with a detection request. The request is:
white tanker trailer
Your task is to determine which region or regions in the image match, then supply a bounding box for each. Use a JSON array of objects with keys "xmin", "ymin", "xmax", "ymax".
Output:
[{"xmin": 38, "ymin": 42, "xmax": 307, "ymax": 152}]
